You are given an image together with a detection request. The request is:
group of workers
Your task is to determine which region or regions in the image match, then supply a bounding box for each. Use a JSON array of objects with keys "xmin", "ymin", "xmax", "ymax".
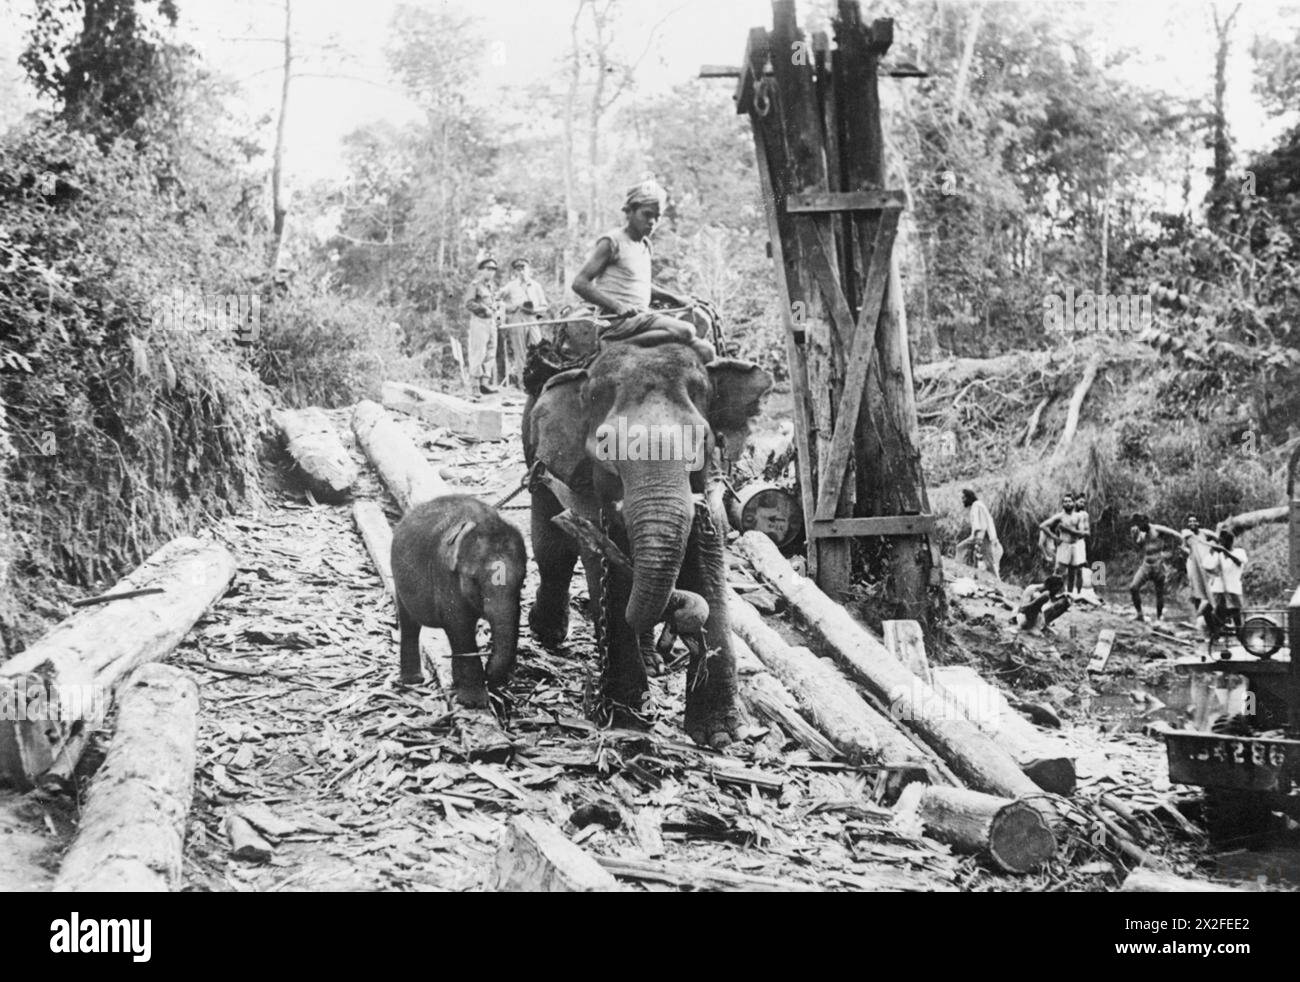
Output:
[
  {"xmin": 462, "ymin": 179, "xmax": 716, "ymax": 396},
  {"xmin": 956, "ymin": 487, "xmax": 1250, "ymax": 637}
]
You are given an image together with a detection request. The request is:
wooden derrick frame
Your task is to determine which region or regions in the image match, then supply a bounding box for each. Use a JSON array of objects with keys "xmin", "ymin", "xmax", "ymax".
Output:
[{"xmin": 734, "ymin": 0, "xmax": 937, "ymax": 614}]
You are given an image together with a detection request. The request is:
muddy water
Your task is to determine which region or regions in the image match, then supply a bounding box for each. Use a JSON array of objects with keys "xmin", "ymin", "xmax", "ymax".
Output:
[{"xmin": 1084, "ymin": 677, "xmax": 1195, "ymax": 732}]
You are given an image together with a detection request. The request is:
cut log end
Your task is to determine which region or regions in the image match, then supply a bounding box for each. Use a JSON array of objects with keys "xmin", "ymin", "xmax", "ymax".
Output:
[{"xmin": 914, "ymin": 785, "xmax": 1057, "ymax": 874}]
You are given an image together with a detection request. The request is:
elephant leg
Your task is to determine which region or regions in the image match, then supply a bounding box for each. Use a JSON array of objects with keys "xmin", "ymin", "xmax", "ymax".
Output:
[
  {"xmin": 676, "ymin": 505, "xmax": 742, "ymax": 749},
  {"xmin": 396, "ymin": 596, "xmax": 423, "ymax": 685},
  {"xmin": 444, "ymin": 611, "xmax": 488, "ymax": 709},
  {"xmin": 528, "ymin": 482, "xmax": 577, "ymax": 648}
]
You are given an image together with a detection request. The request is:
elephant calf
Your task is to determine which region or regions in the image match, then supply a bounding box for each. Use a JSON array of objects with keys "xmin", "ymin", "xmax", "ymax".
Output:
[
  {"xmin": 391, "ymin": 495, "xmax": 527, "ymax": 707},
  {"xmin": 523, "ymin": 340, "xmax": 773, "ymax": 748}
]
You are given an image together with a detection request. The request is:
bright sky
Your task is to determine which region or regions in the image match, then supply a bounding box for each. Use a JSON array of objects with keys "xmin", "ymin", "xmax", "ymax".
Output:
[{"xmin": 2, "ymin": 0, "xmax": 1297, "ymax": 186}]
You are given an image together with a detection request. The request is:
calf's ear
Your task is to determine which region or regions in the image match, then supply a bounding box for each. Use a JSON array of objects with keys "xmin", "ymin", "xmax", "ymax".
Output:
[{"xmin": 439, "ymin": 521, "xmax": 476, "ymax": 571}]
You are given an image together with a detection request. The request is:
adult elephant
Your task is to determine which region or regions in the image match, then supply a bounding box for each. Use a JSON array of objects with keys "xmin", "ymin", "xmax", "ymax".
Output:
[{"xmin": 522, "ymin": 340, "xmax": 772, "ymax": 748}]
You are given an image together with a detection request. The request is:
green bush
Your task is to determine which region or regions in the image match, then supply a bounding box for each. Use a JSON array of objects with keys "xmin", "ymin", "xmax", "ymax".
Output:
[
  {"xmin": 253, "ymin": 293, "xmax": 427, "ymax": 408},
  {"xmin": 1, "ymin": 120, "xmax": 269, "ymax": 649}
]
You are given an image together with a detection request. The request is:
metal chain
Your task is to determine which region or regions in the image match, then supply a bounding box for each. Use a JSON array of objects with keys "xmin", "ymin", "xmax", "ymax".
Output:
[
  {"xmin": 492, "ymin": 460, "xmax": 541, "ymax": 510},
  {"xmin": 595, "ymin": 501, "xmax": 611, "ymax": 721}
]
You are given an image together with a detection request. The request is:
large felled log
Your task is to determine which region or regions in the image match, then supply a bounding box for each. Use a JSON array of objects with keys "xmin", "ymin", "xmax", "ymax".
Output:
[
  {"xmin": 491, "ymin": 816, "xmax": 620, "ymax": 891},
  {"xmin": 53, "ymin": 664, "xmax": 199, "ymax": 891},
  {"xmin": 728, "ymin": 592, "xmax": 940, "ymax": 772},
  {"xmin": 351, "ymin": 400, "xmax": 447, "ymax": 511},
  {"xmin": 1221, "ymin": 505, "xmax": 1287, "ymax": 534},
  {"xmin": 382, "ymin": 380, "xmax": 504, "ymax": 442},
  {"xmin": 931, "ymin": 666, "xmax": 1076, "ymax": 795},
  {"xmin": 741, "ymin": 671, "xmax": 840, "ymax": 761},
  {"xmin": 352, "ymin": 501, "xmax": 395, "ymax": 596},
  {"xmin": 1120, "ymin": 867, "xmax": 1246, "ymax": 893},
  {"xmin": 737, "ymin": 532, "xmax": 1043, "ymax": 800},
  {"xmin": 903, "ymin": 784, "xmax": 1056, "ymax": 874},
  {"xmin": 0, "ymin": 537, "xmax": 234, "ymax": 789},
  {"xmin": 271, "ymin": 406, "xmax": 358, "ymax": 502}
]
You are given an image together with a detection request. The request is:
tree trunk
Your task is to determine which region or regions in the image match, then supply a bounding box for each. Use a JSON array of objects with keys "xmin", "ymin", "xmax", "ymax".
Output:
[
  {"xmin": 729, "ymin": 591, "xmax": 952, "ymax": 775},
  {"xmin": 350, "ymin": 400, "xmax": 447, "ymax": 511},
  {"xmin": 269, "ymin": 0, "xmax": 293, "ymax": 272},
  {"xmin": 562, "ymin": 1, "xmax": 586, "ymax": 287},
  {"xmin": 931, "ymin": 666, "xmax": 1077, "ymax": 795},
  {"xmin": 902, "ymin": 784, "xmax": 1056, "ymax": 874},
  {"xmin": 948, "ymin": 2, "xmax": 984, "ymax": 127},
  {"xmin": 0, "ymin": 538, "xmax": 234, "ymax": 789},
  {"xmin": 1054, "ymin": 353, "xmax": 1101, "ymax": 459},
  {"xmin": 272, "ymin": 407, "xmax": 358, "ymax": 503},
  {"xmin": 1221, "ymin": 504, "xmax": 1287, "ymax": 534},
  {"xmin": 737, "ymin": 532, "xmax": 1045, "ymax": 800},
  {"xmin": 53, "ymin": 664, "xmax": 198, "ymax": 892}
]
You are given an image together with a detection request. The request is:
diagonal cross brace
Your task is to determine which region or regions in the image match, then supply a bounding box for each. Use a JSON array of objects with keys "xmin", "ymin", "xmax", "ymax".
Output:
[{"xmin": 813, "ymin": 208, "xmax": 900, "ymax": 521}]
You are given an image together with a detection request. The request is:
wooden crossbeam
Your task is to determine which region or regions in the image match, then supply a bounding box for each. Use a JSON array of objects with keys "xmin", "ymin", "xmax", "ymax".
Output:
[
  {"xmin": 811, "ymin": 515, "xmax": 935, "ymax": 538},
  {"xmin": 787, "ymin": 190, "xmax": 908, "ymax": 213},
  {"xmin": 812, "ymin": 208, "xmax": 900, "ymax": 521}
]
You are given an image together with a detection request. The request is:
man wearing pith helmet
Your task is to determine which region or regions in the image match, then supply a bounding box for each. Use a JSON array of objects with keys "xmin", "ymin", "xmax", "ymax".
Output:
[
  {"xmin": 500, "ymin": 257, "xmax": 550, "ymax": 387},
  {"xmin": 464, "ymin": 256, "xmax": 501, "ymax": 395}
]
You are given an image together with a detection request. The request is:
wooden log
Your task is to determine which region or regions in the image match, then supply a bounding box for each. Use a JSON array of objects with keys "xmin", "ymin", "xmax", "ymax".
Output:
[
  {"xmin": 53, "ymin": 664, "xmax": 199, "ymax": 891},
  {"xmin": 1053, "ymin": 353, "xmax": 1101, "ymax": 459},
  {"xmin": 351, "ymin": 400, "xmax": 447, "ymax": 511},
  {"xmin": 0, "ymin": 537, "xmax": 234, "ymax": 789},
  {"xmin": 352, "ymin": 501, "xmax": 395, "ymax": 596},
  {"xmin": 382, "ymin": 380, "xmax": 504, "ymax": 442},
  {"xmin": 491, "ymin": 816, "xmax": 621, "ymax": 892},
  {"xmin": 931, "ymin": 666, "xmax": 1077, "ymax": 796},
  {"xmin": 597, "ymin": 855, "xmax": 820, "ymax": 892},
  {"xmin": 1120, "ymin": 867, "xmax": 1245, "ymax": 893},
  {"xmin": 728, "ymin": 592, "xmax": 941, "ymax": 771},
  {"xmin": 907, "ymin": 784, "xmax": 1056, "ymax": 874},
  {"xmin": 271, "ymin": 406, "xmax": 358, "ymax": 503},
  {"xmin": 737, "ymin": 531, "xmax": 1043, "ymax": 800},
  {"xmin": 741, "ymin": 670, "xmax": 840, "ymax": 761},
  {"xmin": 1221, "ymin": 504, "xmax": 1287, "ymax": 534},
  {"xmin": 883, "ymin": 619, "xmax": 931, "ymax": 682}
]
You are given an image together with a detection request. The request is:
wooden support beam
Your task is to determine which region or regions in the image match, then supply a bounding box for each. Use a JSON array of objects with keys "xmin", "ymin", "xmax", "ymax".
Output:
[
  {"xmin": 811, "ymin": 514, "xmax": 934, "ymax": 538},
  {"xmin": 787, "ymin": 190, "xmax": 909, "ymax": 213}
]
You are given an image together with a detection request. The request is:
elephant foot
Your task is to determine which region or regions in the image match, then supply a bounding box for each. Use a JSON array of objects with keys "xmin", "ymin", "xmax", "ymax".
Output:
[
  {"xmin": 398, "ymin": 671, "xmax": 424, "ymax": 687},
  {"xmin": 452, "ymin": 682, "xmax": 490, "ymax": 709},
  {"xmin": 608, "ymin": 701, "xmax": 651, "ymax": 730},
  {"xmin": 528, "ymin": 604, "xmax": 570, "ymax": 650},
  {"xmin": 684, "ymin": 700, "xmax": 745, "ymax": 750},
  {"xmin": 640, "ymin": 629, "xmax": 664, "ymax": 677}
]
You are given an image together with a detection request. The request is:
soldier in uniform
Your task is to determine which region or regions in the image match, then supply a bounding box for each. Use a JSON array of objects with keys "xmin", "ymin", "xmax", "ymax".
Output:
[{"xmin": 464, "ymin": 257, "xmax": 502, "ymax": 395}]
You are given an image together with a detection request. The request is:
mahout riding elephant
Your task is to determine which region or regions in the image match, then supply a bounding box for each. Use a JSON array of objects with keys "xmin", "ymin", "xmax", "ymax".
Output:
[{"xmin": 522, "ymin": 340, "xmax": 772, "ymax": 748}]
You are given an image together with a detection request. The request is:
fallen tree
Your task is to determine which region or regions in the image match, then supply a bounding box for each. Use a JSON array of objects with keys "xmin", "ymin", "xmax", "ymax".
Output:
[
  {"xmin": 271, "ymin": 407, "xmax": 358, "ymax": 502},
  {"xmin": 728, "ymin": 592, "xmax": 945, "ymax": 774},
  {"xmin": 1053, "ymin": 352, "xmax": 1102, "ymax": 460},
  {"xmin": 1221, "ymin": 505, "xmax": 1287, "ymax": 534},
  {"xmin": 351, "ymin": 400, "xmax": 447, "ymax": 511},
  {"xmin": 899, "ymin": 783, "xmax": 1056, "ymax": 874},
  {"xmin": 53, "ymin": 664, "xmax": 199, "ymax": 891},
  {"xmin": 931, "ymin": 666, "xmax": 1077, "ymax": 795},
  {"xmin": 0, "ymin": 537, "xmax": 234, "ymax": 789},
  {"xmin": 736, "ymin": 532, "xmax": 1045, "ymax": 801}
]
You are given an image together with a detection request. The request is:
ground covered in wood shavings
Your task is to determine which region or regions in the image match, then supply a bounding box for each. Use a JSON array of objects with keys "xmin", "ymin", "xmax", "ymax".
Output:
[{"xmin": 177, "ymin": 403, "xmax": 963, "ymax": 892}]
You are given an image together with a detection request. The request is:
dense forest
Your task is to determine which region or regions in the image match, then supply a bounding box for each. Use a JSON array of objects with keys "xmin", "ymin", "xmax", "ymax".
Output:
[{"xmin": 2, "ymin": 0, "xmax": 1299, "ymax": 650}]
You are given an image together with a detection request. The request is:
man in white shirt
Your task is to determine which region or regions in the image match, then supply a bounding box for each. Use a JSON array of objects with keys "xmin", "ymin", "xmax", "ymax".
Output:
[
  {"xmin": 500, "ymin": 257, "xmax": 550, "ymax": 388},
  {"xmin": 957, "ymin": 488, "xmax": 1002, "ymax": 581},
  {"xmin": 1202, "ymin": 528, "xmax": 1247, "ymax": 632}
]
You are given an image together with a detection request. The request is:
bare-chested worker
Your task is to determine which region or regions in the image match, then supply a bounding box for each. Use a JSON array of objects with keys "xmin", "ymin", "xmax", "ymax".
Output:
[
  {"xmin": 1129, "ymin": 513, "xmax": 1182, "ymax": 623},
  {"xmin": 571, "ymin": 179, "xmax": 716, "ymax": 360},
  {"xmin": 1040, "ymin": 493, "xmax": 1086, "ymax": 593}
]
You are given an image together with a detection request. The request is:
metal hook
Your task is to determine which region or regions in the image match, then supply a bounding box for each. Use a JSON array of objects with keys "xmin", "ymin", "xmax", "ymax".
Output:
[{"xmin": 754, "ymin": 78, "xmax": 772, "ymax": 118}]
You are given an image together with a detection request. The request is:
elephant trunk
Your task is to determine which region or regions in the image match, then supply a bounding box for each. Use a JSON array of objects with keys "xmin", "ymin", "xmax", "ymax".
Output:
[
  {"xmin": 619, "ymin": 459, "xmax": 693, "ymax": 635},
  {"xmin": 484, "ymin": 597, "xmax": 520, "ymax": 685}
]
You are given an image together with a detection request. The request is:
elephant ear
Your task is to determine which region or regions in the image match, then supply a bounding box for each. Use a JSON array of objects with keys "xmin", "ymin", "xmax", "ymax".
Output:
[
  {"xmin": 530, "ymin": 368, "xmax": 589, "ymax": 486},
  {"xmin": 706, "ymin": 358, "xmax": 774, "ymax": 456},
  {"xmin": 439, "ymin": 520, "xmax": 476, "ymax": 571}
]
